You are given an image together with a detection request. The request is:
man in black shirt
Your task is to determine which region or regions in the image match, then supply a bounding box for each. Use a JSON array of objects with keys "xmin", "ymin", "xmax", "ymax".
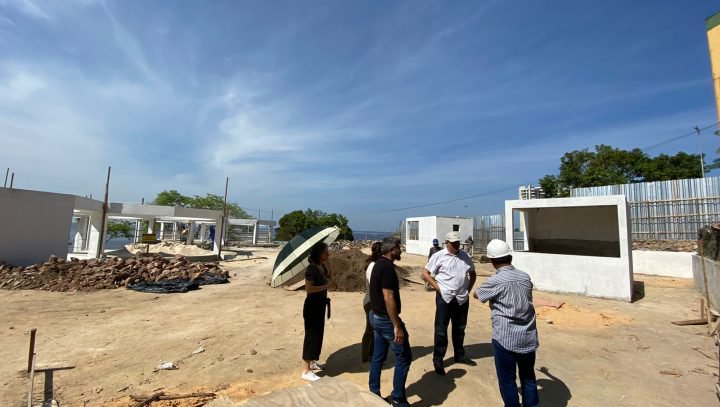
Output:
[{"xmin": 368, "ymin": 237, "xmax": 411, "ymax": 407}]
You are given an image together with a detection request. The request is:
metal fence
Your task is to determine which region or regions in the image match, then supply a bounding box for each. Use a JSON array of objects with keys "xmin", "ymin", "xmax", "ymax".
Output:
[
  {"xmin": 473, "ymin": 214, "xmax": 505, "ymax": 253},
  {"xmin": 571, "ymin": 176, "xmax": 720, "ymax": 240}
]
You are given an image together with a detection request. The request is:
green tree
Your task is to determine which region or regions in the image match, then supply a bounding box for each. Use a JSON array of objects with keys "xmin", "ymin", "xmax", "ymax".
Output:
[
  {"xmin": 276, "ymin": 209, "xmax": 354, "ymax": 241},
  {"xmin": 539, "ymin": 145, "xmax": 706, "ymax": 194},
  {"xmin": 642, "ymin": 152, "xmax": 705, "ymax": 181},
  {"xmin": 106, "ymin": 220, "xmax": 134, "ymax": 243},
  {"xmin": 151, "ymin": 190, "xmax": 252, "ymax": 219}
]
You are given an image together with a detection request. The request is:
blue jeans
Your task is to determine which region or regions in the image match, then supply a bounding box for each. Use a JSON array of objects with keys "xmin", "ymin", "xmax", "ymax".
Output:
[
  {"xmin": 492, "ymin": 339, "xmax": 539, "ymax": 407},
  {"xmin": 368, "ymin": 311, "xmax": 412, "ymax": 401}
]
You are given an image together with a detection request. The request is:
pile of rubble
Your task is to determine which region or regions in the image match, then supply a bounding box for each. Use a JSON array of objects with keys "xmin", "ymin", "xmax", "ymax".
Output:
[
  {"xmin": 332, "ymin": 240, "xmax": 376, "ymax": 250},
  {"xmin": 632, "ymin": 240, "xmax": 697, "ymax": 253},
  {"xmin": 0, "ymin": 255, "xmax": 229, "ymax": 292}
]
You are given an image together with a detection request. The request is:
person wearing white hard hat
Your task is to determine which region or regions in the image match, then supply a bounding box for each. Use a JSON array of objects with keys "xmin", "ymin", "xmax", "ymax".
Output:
[
  {"xmin": 474, "ymin": 239, "xmax": 539, "ymax": 407},
  {"xmin": 422, "ymin": 231, "xmax": 477, "ymax": 376}
]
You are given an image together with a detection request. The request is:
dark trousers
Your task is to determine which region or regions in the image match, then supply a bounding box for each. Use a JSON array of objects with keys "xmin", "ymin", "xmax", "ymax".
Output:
[
  {"xmin": 492, "ymin": 339, "xmax": 540, "ymax": 407},
  {"xmin": 302, "ymin": 296, "xmax": 326, "ymax": 361},
  {"xmin": 369, "ymin": 311, "xmax": 412, "ymax": 401},
  {"xmin": 433, "ymin": 293, "xmax": 469, "ymax": 364},
  {"xmin": 361, "ymin": 302, "xmax": 374, "ymax": 363}
]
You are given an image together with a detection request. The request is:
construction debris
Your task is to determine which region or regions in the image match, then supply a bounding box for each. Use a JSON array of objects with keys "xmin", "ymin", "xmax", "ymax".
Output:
[
  {"xmin": 699, "ymin": 225, "xmax": 720, "ymax": 260},
  {"xmin": 633, "ymin": 240, "xmax": 697, "ymax": 253},
  {"xmin": 154, "ymin": 362, "xmax": 178, "ymax": 371},
  {"xmin": 0, "ymin": 255, "xmax": 228, "ymax": 292},
  {"xmin": 331, "ymin": 240, "xmax": 376, "ymax": 251}
]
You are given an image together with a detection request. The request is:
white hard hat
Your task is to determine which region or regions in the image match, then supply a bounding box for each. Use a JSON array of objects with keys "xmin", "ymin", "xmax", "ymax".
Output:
[{"xmin": 486, "ymin": 239, "xmax": 512, "ymax": 259}]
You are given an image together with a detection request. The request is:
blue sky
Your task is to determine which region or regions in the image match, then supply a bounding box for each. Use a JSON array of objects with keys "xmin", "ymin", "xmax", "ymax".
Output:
[{"xmin": 0, "ymin": 0, "xmax": 718, "ymax": 231}]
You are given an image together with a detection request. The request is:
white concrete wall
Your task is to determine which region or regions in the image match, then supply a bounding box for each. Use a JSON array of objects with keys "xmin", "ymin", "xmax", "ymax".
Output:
[
  {"xmin": 506, "ymin": 196, "xmax": 633, "ymax": 302},
  {"xmin": 0, "ymin": 189, "xmax": 75, "ymax": 266},
  {"xmin": 405, "ymin": 216, "xmax": 437, "ymax": 256},
  {"xmin": 632, "ymin": 250, "xmax": 693, "ymax": 278},
  {"xmin": 436, "ymin": 217, "xmax": 474, "ymax": 245}
]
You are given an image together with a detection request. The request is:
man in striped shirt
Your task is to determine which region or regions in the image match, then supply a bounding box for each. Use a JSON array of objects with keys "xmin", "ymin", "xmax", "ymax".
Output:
[{"xmin": 474, "ymin": 239, "xmax": 539, "ymax": 407}]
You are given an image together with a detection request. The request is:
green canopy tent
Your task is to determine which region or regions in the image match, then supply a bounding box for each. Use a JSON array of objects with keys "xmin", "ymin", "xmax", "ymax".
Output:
[{"xmin": 271, "ymin": 226, "xmax": 340, "ymax": 287}]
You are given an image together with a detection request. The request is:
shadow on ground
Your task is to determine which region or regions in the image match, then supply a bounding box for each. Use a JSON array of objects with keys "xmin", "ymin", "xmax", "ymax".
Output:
[
  {"xmin": 537, "ymin": 367, "xmax": 572, "ymax": 407},
  {"xmin": 406, "ymin": 368, "xmax": 467, "ymax": 406},
  {"xmin": 324, "ymin": 342, "xmax": 493, "ymax": 376}
]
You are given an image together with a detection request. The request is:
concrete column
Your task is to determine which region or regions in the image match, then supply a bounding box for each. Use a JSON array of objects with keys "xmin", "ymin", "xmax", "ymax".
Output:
[
  {"xmin": 199, "ymin": 224, "xmax": 207, "ymax": 242},
  {"xmin": 134, "ymin": 220, "xmax": 142, "ymax": 243},
  {"xmin": 86, "ymin": 212, "xmax": 106, "ymax": 257},
  {"xmin": 147, "ymin": 219, "xmax": 156, "ymax": 234},
  {"xmin": 159, "ymin": 222, "xmax": 165, "ymax": 240},
  {"xmin": 186, "ymin": 221, "xmax": 195, "ymax": 245},
  {"xmin": 252, "ymin": 221, "xmax": 259, "ymax": 244},
  {"xmin": 74, "ymin": 217, "xmax": 89, "ymax": 252}
]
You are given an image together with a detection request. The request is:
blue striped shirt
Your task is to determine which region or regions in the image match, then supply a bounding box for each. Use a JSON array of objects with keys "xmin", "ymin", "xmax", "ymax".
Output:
[{"xmin": 475, "ymin": 265, "xmax": 538, "ymax": 353}]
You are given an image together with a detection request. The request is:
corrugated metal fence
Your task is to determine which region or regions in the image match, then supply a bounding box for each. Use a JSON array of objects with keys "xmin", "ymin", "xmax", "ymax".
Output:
[
  {"xmin": 474, "ymin": 214, "xmax": 505, "ymax": 253},
  {"xmin": 571, "ymin": 176, "xmax": 720, "ymax": 240}
]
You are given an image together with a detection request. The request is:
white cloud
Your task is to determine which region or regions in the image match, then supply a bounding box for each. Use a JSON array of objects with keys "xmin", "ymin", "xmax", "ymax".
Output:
[{"xmin": 0, "ymin": 0, "xmax": 50, "ymax": 20}]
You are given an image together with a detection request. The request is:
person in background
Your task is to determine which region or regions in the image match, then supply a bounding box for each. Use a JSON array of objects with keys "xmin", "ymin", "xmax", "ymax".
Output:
[
  {"xmin": 301, "ymin": 242, "xmax": 332, "ymax": 382},
  {"xmin": 428, "ymin": 238, "xmax": 442, "ymax": 260},
  {"xmin": 465, "ymin": 235, "xmax": 474, "ymax": 256},
  {"xmin": 369, "ymin": 237, "xmax": 411, "ymax": 407},
  {"xmin": 362, "ymin": 241, "xmax": 382, "ymax": 363},
  {"xmin": 425, "ymin": 239, "xmax": 442, "ymax": 291},
  {"xmin": 423, "ymin": 231, "xmax": 477, "ymax": 375},
  {"xmin": 474, "ymin": 239, "xmax": 539, "ymax": 407}
]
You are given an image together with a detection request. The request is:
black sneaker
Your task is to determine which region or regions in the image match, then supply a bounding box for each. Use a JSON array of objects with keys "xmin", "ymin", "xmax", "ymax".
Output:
[
  {"xmin": 433, "ymin": 361, "xmax": 446, "ymax": 376},
  {"xmin": 454, "ymin": 356, "xmax": 477, "ymax": 366}
]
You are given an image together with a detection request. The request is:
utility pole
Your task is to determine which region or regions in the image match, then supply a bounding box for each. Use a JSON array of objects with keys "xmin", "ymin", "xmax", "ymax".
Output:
[
  {"xmin": 696, "ymin": 126, "xmax": 706, "ymax": 178},
  {"xmin": 9, "ymin": 172, "xmax": 14, "ymax": 188},
  {"xmin": 96, "ymin": 166, "xmax": 111, "ymax": 259},
  {"xmin": 217, "ymin": 177, "xmax": 229, "ymax": 261},
  {"xmin": 3, "ymin": 168, "xmax": 8, "ymax": 188}
]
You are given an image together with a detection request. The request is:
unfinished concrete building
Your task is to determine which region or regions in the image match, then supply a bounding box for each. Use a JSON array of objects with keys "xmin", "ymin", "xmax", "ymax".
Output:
[{"xmin": 506, "ymin": 195, "xmax": 634, "ymax": 302}]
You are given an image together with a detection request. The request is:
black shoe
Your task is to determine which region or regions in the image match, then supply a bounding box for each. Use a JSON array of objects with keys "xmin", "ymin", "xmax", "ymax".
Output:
[
  {"xmin": 390, "ymin": 398, "xmax": 411, "ymax": 407},
  {"xmin": 454, "ymin": 356, "xmax": 477, "ymax": 366},
  {"xmin": 433, "ymin": 361, "xmax": 446, "ymax": 376}
]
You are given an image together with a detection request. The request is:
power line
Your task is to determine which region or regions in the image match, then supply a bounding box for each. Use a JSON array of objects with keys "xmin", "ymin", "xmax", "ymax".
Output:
[
  {"xmin": 641, "ymin": 121, "xmax": 719, "ymax": 151},
  {"xmin": 345, "ymin": 121, "xmax": 720, "ymax": 217}
]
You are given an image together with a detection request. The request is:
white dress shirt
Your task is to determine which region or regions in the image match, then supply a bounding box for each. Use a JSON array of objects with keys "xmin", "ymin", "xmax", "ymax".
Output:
[{"xmin": 426, "ymin": 248, "xmax": 475, "ymax": 305}]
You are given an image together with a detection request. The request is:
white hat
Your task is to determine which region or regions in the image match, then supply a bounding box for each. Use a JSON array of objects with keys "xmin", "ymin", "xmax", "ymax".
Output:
[
  {"xmin": 486, "ymin": 239, "xmax": 512, "ymax": 259},
  {"xmin": 445, "ymin": 231, "xmax": 461, "ymax": 243}
]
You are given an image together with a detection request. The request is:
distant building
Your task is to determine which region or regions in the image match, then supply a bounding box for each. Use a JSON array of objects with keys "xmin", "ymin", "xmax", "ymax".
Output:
[
  {"xmin": 404, "ymin": 216, "xmax": 474, "ymax": 256},
  {"xmin": 518, "ymin": 185, "xmax": 544, "ymax": 200}
]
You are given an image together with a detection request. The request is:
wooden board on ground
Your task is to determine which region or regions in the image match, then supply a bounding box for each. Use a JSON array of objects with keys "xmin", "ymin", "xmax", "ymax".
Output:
[
  {"xmin": 233, "ymin": 377, "xmax": 389, "ymax": 407},
  {"xmin": 284, "ymin": 280, "xmax": 306, "ymax": 291}
]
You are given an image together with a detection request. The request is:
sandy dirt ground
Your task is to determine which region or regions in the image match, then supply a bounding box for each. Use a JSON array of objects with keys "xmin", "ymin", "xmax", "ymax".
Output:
[{"xmin": 0, "ymin": 249, "xmax": 717, "ymax": 407}]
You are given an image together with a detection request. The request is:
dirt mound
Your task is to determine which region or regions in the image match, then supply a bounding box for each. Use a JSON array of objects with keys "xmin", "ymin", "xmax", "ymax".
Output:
[
  {"xmin": 536, "ymin": 304, "xmax": 632, "ymax": 328},
  {"xmin": 633, "ymin": 240, "xmax": 697, "ymax": 253},
  {"xmin": 327, "ymin": 249, "xmax": 410, "ymax": 292},
  {"xmin": 0, "ymin": 255, "xmax": 228, "ymax": 292}
]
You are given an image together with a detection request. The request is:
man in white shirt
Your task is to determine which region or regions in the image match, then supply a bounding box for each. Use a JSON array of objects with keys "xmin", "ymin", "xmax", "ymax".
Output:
[{"xmin": 422, "ymin": 231, "xmax": 477, "ymax": 375}]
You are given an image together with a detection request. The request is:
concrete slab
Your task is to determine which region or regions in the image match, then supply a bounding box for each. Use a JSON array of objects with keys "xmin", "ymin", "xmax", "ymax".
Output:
[{"xmin": 235, "ymin": 377, "xmax": 388, "ymax": 406}]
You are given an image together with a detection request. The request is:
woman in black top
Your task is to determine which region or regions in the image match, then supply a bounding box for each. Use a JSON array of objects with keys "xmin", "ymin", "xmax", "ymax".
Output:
[{"xmin": 301, "ymin": 242, "xmax": 331, "ymax": 381}]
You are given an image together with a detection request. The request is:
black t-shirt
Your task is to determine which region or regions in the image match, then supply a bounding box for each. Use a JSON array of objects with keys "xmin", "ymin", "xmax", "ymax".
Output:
[
  {"xmin": 370, "ymin": 257, "xmax": 401, "ymax": 316},
  {"xmin": 305, "ymin": 264, "xmax": 328, "ymax": 299}
]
